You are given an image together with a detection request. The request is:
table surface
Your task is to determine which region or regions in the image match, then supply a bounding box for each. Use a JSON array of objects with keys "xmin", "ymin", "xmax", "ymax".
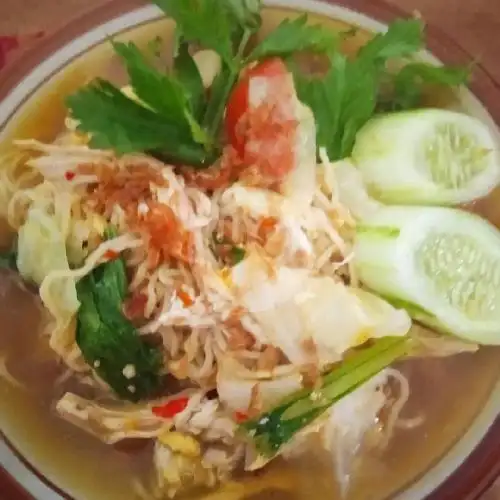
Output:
[
  {"xmin": 0, "ymin": 0, "xmax": 500, "ymax": 83},
  {"xmin": 0, "ymin": 0, "xmax": 499, "ymax": 499}
]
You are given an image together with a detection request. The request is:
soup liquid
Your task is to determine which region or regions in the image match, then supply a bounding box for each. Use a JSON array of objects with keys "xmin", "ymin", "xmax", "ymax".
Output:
[{"xmin": 0, "ymin": 8, "xmax": 499, "ymax": 500}]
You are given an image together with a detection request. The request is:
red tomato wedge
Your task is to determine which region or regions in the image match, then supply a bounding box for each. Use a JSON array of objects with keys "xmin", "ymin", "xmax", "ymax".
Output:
[
  {"xmin": 225, "ymin": 58, "xmax": 299, "ymax": 183},
  {"xmin": 225, "ymin": 58, "xmax": 289, "ymax": 155}
]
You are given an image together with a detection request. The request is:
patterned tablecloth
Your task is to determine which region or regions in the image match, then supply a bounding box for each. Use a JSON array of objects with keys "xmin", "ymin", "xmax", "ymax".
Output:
[{"xmin": 0, "ymin": 0, "xmax": 499, "ymax": 498}]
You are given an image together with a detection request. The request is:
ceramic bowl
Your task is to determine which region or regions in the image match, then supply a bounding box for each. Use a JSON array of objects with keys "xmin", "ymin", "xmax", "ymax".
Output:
[{"xmin": 0, "ymin": 1, "xmax": 499, "ymax": 499}]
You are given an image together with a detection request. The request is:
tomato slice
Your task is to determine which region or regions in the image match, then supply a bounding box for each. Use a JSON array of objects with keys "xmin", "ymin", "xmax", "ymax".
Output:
[{"xmin": 225, "ymin": 58, "xmax": 290, "ymax": 156}]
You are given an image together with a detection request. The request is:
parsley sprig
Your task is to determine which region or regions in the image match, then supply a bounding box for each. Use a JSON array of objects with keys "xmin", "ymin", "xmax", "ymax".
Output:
[
  {"xmin": 66, "ymin": 4, "xmax": 469, "ymax": 168},
  {"xmin": 294, "ymin": 19, "xmax": 470, "ymax": 161},
  {"xmin": 66, "ymin": 79, "xmax": 209, "ymax": 164},
  {"xmin": 66, "ymin": 0, "xmax": 338, "ymax": 167}
]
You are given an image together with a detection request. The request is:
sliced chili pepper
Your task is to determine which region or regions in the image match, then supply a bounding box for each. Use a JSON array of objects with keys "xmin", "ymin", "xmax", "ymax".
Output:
[
  {"xmin": 234, "ymin": 411, "xmax": 249, "ymax": 424},
  {"xmin": 104, "ymin": 249, "xmax": 120, "ymax": 261},
  {"xmin": 176, "ymin": 288, "xmax": 194, "ymax": 307},
  {"xmin": 152, "ymin": 397, "xmax": 190, "ymax": 419},
  {"xmin": 257, "ymin": 216, "xmax": 278, "ymax": 241},
  {"xmin": 64, "ymin": 170, "xmax": 76, "ymax": 181}
]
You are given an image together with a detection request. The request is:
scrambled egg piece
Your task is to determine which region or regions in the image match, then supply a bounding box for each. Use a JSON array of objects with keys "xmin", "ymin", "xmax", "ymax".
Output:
[{"xmin": 158, "ymin": 431, "xmax": 201, "ymax": 458}]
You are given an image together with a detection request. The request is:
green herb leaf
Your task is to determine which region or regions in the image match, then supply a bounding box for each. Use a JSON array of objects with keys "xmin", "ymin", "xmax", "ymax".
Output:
[
  {"xmin": 230, "ymin": 246, "xmax": 246, "ymax": 264},
  {"xmin": 202, "ymin": 62, "xmax": 237, "ymax": 137},
  {"xmin": 112, "ymin": 41, "xmax": 190, "ymax": 124},
  {"xmin": 98, "ymin": 228, "xmax": 128, "ymax": 302},
  {"xmin": 0, "ymin": 248, "xmax": 17, "ymax": 271},
  {"xmin": 69, "ymin": 0, "xmax": 264, "ymax": 167},
  {"xmin": 185, "ymin": 112, "xmax": 213, "ymax": 150},
  {"xmin": 295, "ymin": 52, "xmax": 378, "ymax": 160},
  {"xmin": 391, "ymin": 63, "xmax": 471, "ymax": 110},
  {"xmin": 242, "ymin": 337, "xmax": 412, "ymax": 457},
  {"xmin": 201, "ymin": 17, "xmax": 254, "ymax": 141},
  {"xmin": 152, "ymin": 0, "xmax": 235, "ymax": 64},
  {"xmin": 67, "ymin": 79, "xmax": 183, "ymax": 152},
  {"xmin": 225, "ymin": 0, "xmax": 262, "ymax": 32},
  {"xmin": 182, "ymin": 0, "xmax": 257, "ymax": 140},
  {"xmin": 294, "ymin": 61, "xmax": 339, "ymax": 156},
  {"xmin": 76, "ymin": 244, "xmax": 163, "ymax": 402},
  {"xmin": 294, "ymin": 18, "xmax": 469, "ymax": 161},
  {"xmin": 357, "ymin": 18, "xmax": 424, "ymax": 64},
  {"xmin": 174, "ymin": 42, "xmax": 206, "ymax": 118},
  {"xmin": 67, "ymin": 79, "xmax": 208, "ymax": 165},
  {"xmin": 248, "ymin": 14, "xmax": 337, "ymax": 62},
  {"xmin": 338, "ymin": 60, "xmax": 379, "ymax": 158}
]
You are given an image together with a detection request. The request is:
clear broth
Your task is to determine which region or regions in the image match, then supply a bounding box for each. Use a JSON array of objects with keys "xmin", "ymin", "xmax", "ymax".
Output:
[{"xmin": 0, "ymin": 8, "xmax": 499, "ymax": 500}]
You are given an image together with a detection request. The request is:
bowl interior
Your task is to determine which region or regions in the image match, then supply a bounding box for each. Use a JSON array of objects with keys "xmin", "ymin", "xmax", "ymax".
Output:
[{"xmin": 0, "ymin": 2, "xmax": 500, "ymax": 500}]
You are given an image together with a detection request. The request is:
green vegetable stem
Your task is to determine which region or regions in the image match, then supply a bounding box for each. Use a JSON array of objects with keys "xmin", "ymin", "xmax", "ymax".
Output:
[{"xmin": 241, "ymin": 336, "xmax": 413, "ymax": 457}]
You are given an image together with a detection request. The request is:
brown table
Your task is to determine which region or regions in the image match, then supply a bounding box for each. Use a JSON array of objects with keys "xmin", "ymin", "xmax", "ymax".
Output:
[
  {"xmin": 0, "ymin": 0, "xmax": 499, "ymax": 498},
  {"xmin": 1, "ymin": 0, "xmax": 500, "ymax": 82},
  {"xmin": 0, "ymin": 0, "xmax": 499, "ymax": 81}
]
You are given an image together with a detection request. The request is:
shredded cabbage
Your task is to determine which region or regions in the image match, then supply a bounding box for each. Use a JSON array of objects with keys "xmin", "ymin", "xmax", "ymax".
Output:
[
  {"xmin": 231, "ymin": 252, "xmax": 411, "ymax": 366},
  {"xmin": 17, "ymin": 206, "xmax": 80, "ymax": 361},
  {"xmin": 318, "ymin": 158, "xmax": 382, "ymax": 221},
  {"xmin": 217, "ymin": 358, "xmax": 303, "ymax": 412},
  {"xmin": 17, "ymin": 207, "xmax": 79, "ymax": 318}
]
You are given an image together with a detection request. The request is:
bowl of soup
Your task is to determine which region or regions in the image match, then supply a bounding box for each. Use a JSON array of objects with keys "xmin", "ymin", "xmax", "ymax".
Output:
[{"xmin": 1, "ymin": 1, "xmax": 500, "ymax": 499}]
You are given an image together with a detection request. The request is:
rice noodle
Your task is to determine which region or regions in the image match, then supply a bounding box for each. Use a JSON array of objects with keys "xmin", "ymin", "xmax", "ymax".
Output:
[
  {"xmin": 380, "ymin": 368, "xmax": 415, "ymax": 449},
  {"xmin": 56, "ymin": 392, "xmax": 172, "ymax": 444},
  {"xmin": 41, "ymin": 234, "xmax": 143, "ymax": 288},
  {"xmin": 396, "ymin": 414, "xmax": 426, "ymax": 430},
  {"xmin": 0, "ymin": 151, "xmax": 40, "ymax": 220},
  {"xmin": 0, "ymin": 354, "xmax": 24, "ymax": 388},
  {"xmin": 132, "ymin": 478, "xmax": 157, "ymax": 500},
  {"xmin": 3, "ymin": 136, "xmax": 411, "ymax": 383}
]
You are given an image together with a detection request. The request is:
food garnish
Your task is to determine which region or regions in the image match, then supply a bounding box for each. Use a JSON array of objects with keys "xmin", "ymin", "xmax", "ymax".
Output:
[
  {"xmin": 294, "ymin": 19, "xmax": 470, "ymax": 161},
  {"xmin": 354, "ymin": 206, "xmax": 500, "ymax": 345},
  {"xmin": 351, "ymin": 109, "xmax": 499, "ymax": 205},
  {"xmin": 76, "ymin": 230, "xmax": 163, "ymax": 402},
  {"xmin": 241, "ymin": 337, "xmax": 413, "ymax": 457},
  {"xmin": 1, "ymin": 1, "xmax": 498, "ymax": 498},
  {"xmin": 67, "ymin": 4, "xmax": 468, "ymax": 167},
  {"xmin": 152, "ymin": 397, "xmax": 190, "ymax": 419}
]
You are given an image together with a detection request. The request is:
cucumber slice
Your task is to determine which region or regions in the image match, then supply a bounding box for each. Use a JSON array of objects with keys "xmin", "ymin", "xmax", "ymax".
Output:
[
  {"xmin": 354, "ymin": 205, "xmax": 500, "ymax": 345},
  {"xmin": 351, "ymin": 109, "xmax": 500, "ymax": 205}
]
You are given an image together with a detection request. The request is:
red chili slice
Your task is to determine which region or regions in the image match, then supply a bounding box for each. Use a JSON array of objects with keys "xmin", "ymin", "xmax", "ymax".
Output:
[
  {"xmin": 152, "ymin": 397, "xmax": 190, "ymax": 419},
  {"xmin": 104, "ymin": 249, "xmax": 119, "ymax": 261},
  {"xmin": 176, "ymin": 288, "xmax": 194, "ymax": 307},
  {"xmin": 234, "ymin": 411, "xmax": 249, "ymax": 423}
]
